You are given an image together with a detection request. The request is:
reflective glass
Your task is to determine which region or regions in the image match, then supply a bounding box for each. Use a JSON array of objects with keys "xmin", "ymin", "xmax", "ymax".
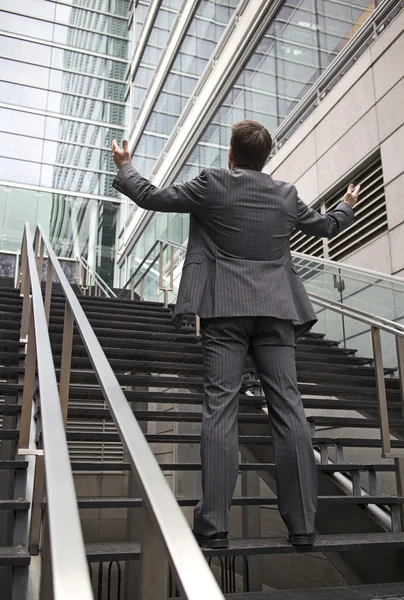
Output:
[
  {"xmin": 176, "ymin": 0, "xmax": 376, "ymax": 176},
  {"xmin": 0, "ymin": 185, "xmax": 119, "ymax": 284},
  {"xmin": 134, "ymin": 0, "xmax": 239, "ymax": 177},
  {"xmin": 134, "ymin": 0, "xmax": 151, "ymax": 45},
  {"xmin": 132, "ymin": 0, "xmax": 181, "ymax": 122},
  {"xmin": 0, "ymin": 0, "xmax": 130, "ymax": 284},
  {"xmin": 0, "ymin": 10, "xmax": 128, "ymax": 55}
]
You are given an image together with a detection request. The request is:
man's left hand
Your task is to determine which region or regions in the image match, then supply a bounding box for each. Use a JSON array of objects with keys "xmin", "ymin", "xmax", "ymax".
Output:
[{"xmin": 112, "ymin": 139, "xmax": 131, "ymax": 169}]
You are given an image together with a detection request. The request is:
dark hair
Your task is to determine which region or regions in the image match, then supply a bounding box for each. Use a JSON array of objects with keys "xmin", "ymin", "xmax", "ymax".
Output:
[{"xmin": 230, "ymin": 120, "xmax": 272, "ymax": 171}]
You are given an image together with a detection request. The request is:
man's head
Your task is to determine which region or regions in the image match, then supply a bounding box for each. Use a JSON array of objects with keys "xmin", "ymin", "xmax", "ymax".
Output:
[{"xmin": 228, "ymin": 120, "xmax": 272, "ymax": 172}]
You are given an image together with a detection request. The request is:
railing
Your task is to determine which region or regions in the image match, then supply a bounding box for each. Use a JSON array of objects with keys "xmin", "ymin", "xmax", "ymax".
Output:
[
  {"xmin": 120, "ymin": 239, "xmax": 185, "ymax": 306},
  {"xmin": 28, "ymin": 224, "xmax": 224, "ymax": 600},
  {"xmin": 76, "ymin": 256, "xmax": 117, "ymax": 298},
  {"xmin": 18, "ymin": 223, "xmax": 93, "ymax": 599}
]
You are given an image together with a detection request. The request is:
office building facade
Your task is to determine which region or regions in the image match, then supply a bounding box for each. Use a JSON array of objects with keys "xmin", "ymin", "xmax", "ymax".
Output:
[
  {"xmin": 0, "ymin": 0, "xmax": 130, "ymax": 283},
  {"xmin": 117, "ymin": 0, "xmax": 404, "ymax": 294},
  {"xmin": 0, "ymin": 0, "xmax": 403, "ymax": 288}
]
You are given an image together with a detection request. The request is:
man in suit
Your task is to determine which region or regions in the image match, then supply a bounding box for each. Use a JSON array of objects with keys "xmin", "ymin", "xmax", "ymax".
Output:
[{"xmin": 112, "ymin": 120, "xmax": 359, "ymax": 549}]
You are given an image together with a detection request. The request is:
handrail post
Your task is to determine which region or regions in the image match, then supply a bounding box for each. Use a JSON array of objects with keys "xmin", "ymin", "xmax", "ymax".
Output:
[
  {"xmin": 59, "ymin": 302, "xmax": 74, "ymax": 427},
  {"xmin": 140, "ymin": 277, "xmax": 144, "ymax": 301},
  {"xmin": 159, "ymin": 241, "xmax": 164, "ymax": 290},
  {"xmin": 19, "ymin": 311, "xmax": 36, "ymax": 449},
  {"xmin": 169, "ymin": 244, "xmax": 174, "ymax": 290},
  {"xmin": 394, "ymin": 457, "xmax": 404, "ymax": 531},
  {"xmin": 371, "ymin": 326, "xmax": 392, "ymax": 457},
  {"xmin": 195, "ymin": 315, "xmax": 201, "ymax": 338},
  {"xmin": 396, "ymin": 335, "xmax": 404, "ymax": 417},
  {"xmin": 131, "ymin": 276, "xmax": 135, "ymax": 300},
  {"xmin": 139, "ymin": 507, "xmax": 169, "ymax": 600},
  {"xmin": 29, "ymin": 453, "xmax": 45, "ymax": 554},
  {"xmin": 37, "ymin": 235, "xmax": 45, "ymax": 280},
  {"xmin": 19, "ymin": 235, "xmax": 27, "ymax": 293},
  {"xmin": 44, "ymin": 260, "xmax": 53, "ymax": 326},
  {"xmin": 20, "ymin": 233, "xmax": 31, "ymax": 341}
]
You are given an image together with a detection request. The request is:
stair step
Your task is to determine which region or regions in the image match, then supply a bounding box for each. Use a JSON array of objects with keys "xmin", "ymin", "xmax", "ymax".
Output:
[
  {"xmin": 0, "ymin": 460, "xmax": 28, "ymax": 470},
  {"xmin": 49, "ymin": 316, "xmax": 192, "ymax": 335},
  {"xmin": 0, "ymin": 404, "xmax": 21, "ymax": 416},
  {"xmin": 65, "ymin": 407, "xmax": 404, "ymax": 429},
  {"xmin": 84, "ymin": 532, "xmax": 404, "ymax": 562},
  {"xmin": 65, "ymin": 431, "xmax": 404, "ymax": 447},
  {"xmin": 49, "ymin": 340, "xmax": 372, "ymax": 366},
  {"xmin": 0, "ymin": 429, "xmax": 19, "ymax": 440},
  {"xmin": 50, "ymin": 308, "xmax": 175, "ymax": 326},
  {"xmin": 0, "ymin": 546, "xmax": 30, "ymax": 566},
  {"xmin": 65, "ymin": 386, "xmax": 404, "ymax": 411},
  {"xmin": 71, "ymin": 461, "xmax": 397, "ymax": 473},
  {"xmin": 226, "ymin": 582, "xmax": 404, "ymax": 600},
  {"xmin": 49, "ymin": 325, "xmax": 199, "ymax": 343},
  {"xmin": 77, "ymin": 495, "xmax": 404, "ymax": 509},
  {"xmin": 48, "ymin": 354, "xmax": 390, "ymax": 379},
  {"xmin": 0, "ymin": 499, "xmax": 30, "ymax": 510}
]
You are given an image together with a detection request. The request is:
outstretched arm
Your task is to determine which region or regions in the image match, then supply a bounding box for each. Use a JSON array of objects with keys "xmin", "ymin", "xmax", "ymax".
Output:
[
  {"xmin": 111, "ymin": 140, "xmax": 207, "ymax": 214},
  {"xmin": 296, "ymin": 184, "xmax": 359, "ymax": 238}
]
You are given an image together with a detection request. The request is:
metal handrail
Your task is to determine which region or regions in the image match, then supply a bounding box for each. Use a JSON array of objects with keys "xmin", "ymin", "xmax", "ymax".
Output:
[
  {"xmin": 120, "ymin": 239, "xmax": 180, "ymax": 307},
  {"xmin": 133, "ymin": 240, "xmax": 404, "ymax": 288},
  {"xmin": 307, "ymin": 293, "xmax": 404, "ymax": 339},
  {"xmin": 77, "ymin": 256, "xmax": 117, "ymax": 298},
  {"xmin": 18, "ymin": 223, "xmax": 93, "ymax": 599},
  {"xmin": 307, "ymin": 291, "xmax": 404, "ymax": 461},
  {"xmin": 292, "ymin": 251, "xmax": 404, "ymax": 287},
  {"xmin": 34, "ymin": 224, "xmax": 224, "ymax": 600}
]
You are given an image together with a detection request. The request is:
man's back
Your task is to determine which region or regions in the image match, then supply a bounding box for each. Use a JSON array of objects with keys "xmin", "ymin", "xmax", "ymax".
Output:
[{"xmin": 191, "ymin": 167, "xmax": 296, "ymax": 264}]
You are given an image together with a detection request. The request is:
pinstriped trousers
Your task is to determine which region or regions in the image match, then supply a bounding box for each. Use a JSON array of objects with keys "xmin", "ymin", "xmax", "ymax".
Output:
[{"xmin": 193, "ymin": 317, "xmax": 318, "ymax": 537}]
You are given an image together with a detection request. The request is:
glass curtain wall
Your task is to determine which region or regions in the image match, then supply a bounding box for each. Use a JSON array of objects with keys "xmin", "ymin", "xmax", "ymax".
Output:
[
  {"xmin": 133, "ymin": 0, "xmax": 240, "ymax": 178},
  {"xmin": 121, "ymin": 0, "xmax": 376, "ymax": 284},
  {"xmin": 131, "ymin": 0, "xmax": 182, "ymax": 126},
  {"xmin": 177, "ymin": 0, "xmax": 376, "ymax": 179},
  {"xmin": 0, "ymin": 0, "xmax": 129, "ymax": 283}
]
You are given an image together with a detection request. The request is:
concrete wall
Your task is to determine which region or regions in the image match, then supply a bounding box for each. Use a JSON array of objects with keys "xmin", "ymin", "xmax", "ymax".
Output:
[{"xmin": 263, "ymin": 8, "xmax": 404, "ymax": 277}]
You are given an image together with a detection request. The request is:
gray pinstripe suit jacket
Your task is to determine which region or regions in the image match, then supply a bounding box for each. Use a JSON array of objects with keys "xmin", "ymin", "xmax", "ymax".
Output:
[{"xmin": 113, "ymin": 163, "xmax": 355, "ymax": 336}]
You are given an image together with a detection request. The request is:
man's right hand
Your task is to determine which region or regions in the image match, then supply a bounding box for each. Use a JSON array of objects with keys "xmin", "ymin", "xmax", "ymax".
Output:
[{"xmin": 343, "ymin": 183, "xmax": 360, "ymax": 208}]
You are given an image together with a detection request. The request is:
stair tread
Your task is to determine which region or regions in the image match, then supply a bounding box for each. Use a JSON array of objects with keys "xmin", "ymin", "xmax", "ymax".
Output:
[
  {"xmin": 0, "ymin": 546, "xmax": 30, "ymax": 566},
  {"xmin": 65, "ymin": 431, "xmax": 404, "ymax": 447},
  {"xmin": 0, "ymin": 460, "xmax": 28, "ymax": 470},
  {"xmin": 84, "ymin": 533, "xmax": 404, "ymax": 561},
  {"xmin": 0, "ymin": 499, "xmax": 30, "ymax": 510},
  {"xmin": 77, "ymin": 495, "xmax": 404, "ymax": 508},
  {"xmin": 65, "ymin": 407, "xmax": 404, "ymax": 428},
  {"xmin": 227, "ymin": 582, "xmax": 404, "ymax": 600},
  {"xmin": 71, "ymin": 461, "xmax": 397, "ymax": 472}
]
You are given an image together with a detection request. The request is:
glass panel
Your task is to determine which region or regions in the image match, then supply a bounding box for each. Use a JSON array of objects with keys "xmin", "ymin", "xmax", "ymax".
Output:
[
  {"xmin": 174, "ymin": 0, "xmax": 376, "ymax": 178},
  {"xmin": 0, "ymin": 185, "xmax": 119, "ymax": 284},
  {"xmin": 133, "ymin": 0, "xmax": 240, "ymax": 175},
  {"xmin": 132, "ymin": 0, "xmax": 182, "ymax": 123},
  {"xmin": 0, "ymin": 0, "xmax": 129, "ymax": 287},
  {"xmin": 293, "ymin": 253, "xmax": 404, "ymax": 368}
]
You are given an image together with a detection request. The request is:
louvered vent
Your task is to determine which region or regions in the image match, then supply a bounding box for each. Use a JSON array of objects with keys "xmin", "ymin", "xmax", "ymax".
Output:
[
  {"xmin": 290, "ymin": 207, "xmax": 325, "ymax": 258},
  {"xmin": 326, "ymin": 156, "xmax": 387, "ymax": 261},
  {"xmin": 290, "ymin": 154, "xmax": 387, "ymax": 261}
]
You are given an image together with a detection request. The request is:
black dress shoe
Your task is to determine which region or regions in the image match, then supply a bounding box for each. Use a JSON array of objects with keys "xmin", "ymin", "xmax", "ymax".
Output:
[
  {"xmin": 288, "ymin": 532, "xmax": 315, "ymax": 547},
  {"xmin": 193, "ymin": 530, "xmax": 229, "ymax": 549}
]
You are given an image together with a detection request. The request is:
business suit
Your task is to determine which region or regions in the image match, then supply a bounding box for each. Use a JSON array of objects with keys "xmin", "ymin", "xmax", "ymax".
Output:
[{"xmin": 113, "ymin": 163, "xmax": 354, "ymax": 536}]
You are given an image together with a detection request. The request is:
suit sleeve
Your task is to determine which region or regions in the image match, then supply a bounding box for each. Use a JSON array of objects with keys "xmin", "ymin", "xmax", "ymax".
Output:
[
  {"xmin": 112, "ymin": 163, "xmax": 208, "ymax": 214},
  {"xmin": 295, "ymin": 187, "xmax": 355, "ymax": 238}
]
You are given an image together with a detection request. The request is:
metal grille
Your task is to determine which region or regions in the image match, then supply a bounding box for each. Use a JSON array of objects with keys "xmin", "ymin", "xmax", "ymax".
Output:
[{"xmin": 290, "ymin": 154, "xmax": 387, "ymax": 260}]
